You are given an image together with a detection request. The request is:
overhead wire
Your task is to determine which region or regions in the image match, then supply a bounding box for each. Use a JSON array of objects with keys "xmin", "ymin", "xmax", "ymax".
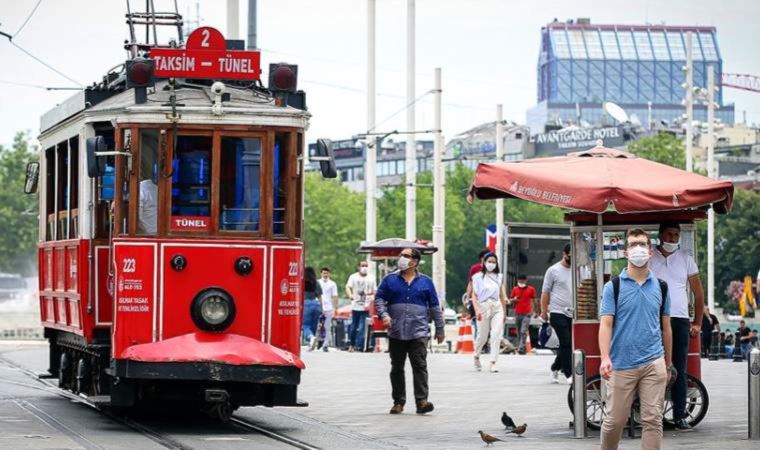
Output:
[{"xmin": 14, "ymin": 0, "xmax": 44, "ymax": 38}]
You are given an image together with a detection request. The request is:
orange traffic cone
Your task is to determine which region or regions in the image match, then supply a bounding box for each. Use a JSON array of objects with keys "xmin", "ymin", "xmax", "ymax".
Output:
[
  {"xmin": 456, "ymin": 318, "xmax": 475, "ymax": 354},
  {"xmin": 525, "ymin": 332, "xmax": 533, "ymax": 354}
]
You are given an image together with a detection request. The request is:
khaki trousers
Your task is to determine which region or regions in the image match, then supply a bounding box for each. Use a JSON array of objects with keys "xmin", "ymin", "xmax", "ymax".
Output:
[
  {"xmin": 600, "ymin": 357, "xmax": 668, "ymax": 450},
  {"xmin": 474, "ymin": 300, "xmax": 504, "ymax": 363}
]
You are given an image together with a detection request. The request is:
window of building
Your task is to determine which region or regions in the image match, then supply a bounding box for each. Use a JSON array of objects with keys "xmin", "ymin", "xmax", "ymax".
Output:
[
  {"xmin": 699, "ymin": 32, "xmax": 718, "ymax": 61},
  {"xmin": 650, "ymin": 31, "xmax": 670, "ymax": 61},
  {"xmin": 219, "ymin": 136, "xmax": 260, "ymax": 232},
  {"xmin": 584, "ymin": 30, "xmax": 604, "ymax": 59},
  {"xmin": 567, "ymin": 30, "xmax": 587, "ymax": 59},
  {"xmin": 633, "ymin": 31, "xmax": 653, "ymax": 60},
  {"xmin": 550, "ymin": 30, "xmax": 571, "ymax": 58},
  {"xmin": 171, "ymin": 135, "xmax": 213, "ymax": 229},
  {"xmin": 617, "ymin": 31, "xmax": 637, "ymax": 59},
  {"xmin": 666, "ymin": 32, "xmax": 685, "ymax": 60},
  {"xmin": 600, "ymin": 31, "xmax": 621, "ymax": 59}
]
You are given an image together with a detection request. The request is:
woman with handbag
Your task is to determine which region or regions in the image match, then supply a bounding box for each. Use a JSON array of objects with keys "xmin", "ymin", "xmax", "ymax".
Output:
[{"xmin": 471, "ymin": 253, "xmax": 510, "ymax": 373}]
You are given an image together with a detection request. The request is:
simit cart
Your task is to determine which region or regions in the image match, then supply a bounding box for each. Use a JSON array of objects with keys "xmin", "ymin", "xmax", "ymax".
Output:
[{"xmin": 468, "ymin": 145, "xmax": 734, "ymax": 429}]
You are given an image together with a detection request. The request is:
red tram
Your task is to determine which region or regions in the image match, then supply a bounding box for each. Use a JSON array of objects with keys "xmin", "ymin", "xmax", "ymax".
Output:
[{"xmin": 24, "ymin": 22, "xmax": 335, "ymax": 420}]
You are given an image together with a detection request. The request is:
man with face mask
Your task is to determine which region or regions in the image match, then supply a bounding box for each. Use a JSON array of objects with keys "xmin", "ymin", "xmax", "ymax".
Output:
[
  {"xmin": 540, "ymin": 243, "xmax": 573, "ymax": 384},
  {"xmin": 346, "ymin": 260, "xmax": 377, "ymax": 352},
  {"xmin": 599, "ymin": 228, "xmax": 673, "ymax": 450},
  {"xmin": 375, "ymin": 248, "xmax": 445, "ymax": 415},
  {"xmin": 649, "ymin": 222, "xmax": 704, "ymax": 431}
]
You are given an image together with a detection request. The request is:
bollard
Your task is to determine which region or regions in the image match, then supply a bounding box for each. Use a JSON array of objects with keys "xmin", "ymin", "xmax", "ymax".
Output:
[
  {"xmin": 573, "ymin": 349, "xmax": 588, "ymax": 438},
  {"xmin": 750, "ymin": 348, "xmax": 760, "ymax": 440}
]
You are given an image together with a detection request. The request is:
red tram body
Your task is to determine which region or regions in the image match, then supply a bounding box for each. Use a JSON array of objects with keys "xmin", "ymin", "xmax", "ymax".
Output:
[{"xmin": 31, "ymin": 24, "xmax": 326, "ymax": 418}]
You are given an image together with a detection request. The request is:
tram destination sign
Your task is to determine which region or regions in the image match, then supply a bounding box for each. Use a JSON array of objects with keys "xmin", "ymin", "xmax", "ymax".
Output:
[{"xmin": 151, "ymin": 27, "xmax": 261, "ymax": 80}]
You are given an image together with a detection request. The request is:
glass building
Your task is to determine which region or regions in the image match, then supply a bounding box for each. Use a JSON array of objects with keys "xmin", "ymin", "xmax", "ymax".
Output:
[{"xmin": 527, "ymin": 20, "xmax": 735, "ymax": 133}]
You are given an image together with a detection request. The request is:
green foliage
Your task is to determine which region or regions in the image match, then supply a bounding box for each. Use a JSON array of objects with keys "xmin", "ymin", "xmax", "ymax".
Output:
[
  {"xmin": 0, "ymin": 132, "xmax": 38, "ymax": 275},
  {"xmin": 628, "ymin": 132, "xmax": 686, "ymax": 169},
  {"xmin": 303, "ymin": 173, "xmax": 365, "ymax": 288}
]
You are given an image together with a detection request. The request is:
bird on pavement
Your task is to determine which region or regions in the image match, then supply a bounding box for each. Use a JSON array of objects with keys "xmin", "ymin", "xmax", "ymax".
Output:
[
  {"xmin": 506, "ymin": 423, "xmax": 527, "ymax": 436},
  {"xmin": 501, "ymin": 412, "xmax": 516, "ymax": 430},
  {"xmin": 478, "ymin": 430, "xmax": 503, "ymax": 447}
]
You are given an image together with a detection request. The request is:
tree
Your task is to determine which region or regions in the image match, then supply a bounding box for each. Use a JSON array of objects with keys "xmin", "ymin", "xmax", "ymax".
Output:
[
  {"xmin": 303, "ymin": 173, "xmax": 365, "ymax": 289},
  {"xmin": 0, "ymin": 132, "xmax": 39, "ymax": 275},
  {"xmin": 628, "ymin": 132, "xmax": 686, "ymax": 169}
]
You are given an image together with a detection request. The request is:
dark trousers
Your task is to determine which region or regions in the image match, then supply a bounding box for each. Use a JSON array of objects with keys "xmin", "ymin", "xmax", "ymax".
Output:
[
  {"xmin": 550, "ymin": 313, "xmax": 573, "ymax": 378},
  {"xmin": 670, "ymin": 317, "xmax": 690, "ymax": 421},
  {"xmin": 389, "ymin": 337, "xmax": 429, "ymax": 406}
]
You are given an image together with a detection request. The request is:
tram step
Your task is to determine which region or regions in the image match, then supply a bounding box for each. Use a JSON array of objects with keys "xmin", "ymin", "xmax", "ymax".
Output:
[{"xmin": 86, "ymin": 395, "xmax": 112, "ymax": 407}]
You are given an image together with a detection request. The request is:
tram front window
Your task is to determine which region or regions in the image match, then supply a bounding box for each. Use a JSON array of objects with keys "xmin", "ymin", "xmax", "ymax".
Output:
[
  {"xmin": 220, "ymin": 136, "xmax": 261, "ymax": 232},
  {"xmin": 171, "ymin": 136, "xmax": 212, "ymax": 231}
]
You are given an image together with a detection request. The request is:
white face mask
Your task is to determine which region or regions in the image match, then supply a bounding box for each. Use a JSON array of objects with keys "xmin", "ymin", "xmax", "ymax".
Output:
[
  {"xmin": 661, "ymin": 241, "xmax": 680, "ymax": 253},
  {"xmin": 397, "ymin": 257, "xmax": 410, "ymax": 271},
  {"xmin": 485, "ymin": 262, "xmax": 497, "ymax": 272},
  {"xmin": 359, "ymin": 267, "xmax": 368, "ymax": 275},
  {"xmin": 518, "ymin": 282, "xmax": 526, "ymax": 288},
  {"xmin": 627, "ymin": 246, "xmax": 650, "ymax": 268}
]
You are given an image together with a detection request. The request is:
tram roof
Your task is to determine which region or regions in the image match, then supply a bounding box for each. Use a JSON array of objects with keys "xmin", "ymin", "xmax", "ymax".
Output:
[{"xmin": 41, "ymin": 80, "xmax": 310, "ymax": 136}]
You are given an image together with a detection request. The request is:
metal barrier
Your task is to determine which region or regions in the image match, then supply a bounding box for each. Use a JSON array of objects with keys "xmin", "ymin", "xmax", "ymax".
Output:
[
  {"xmin": 750, "ymin": 348, "xmax": 760, "ymax": 440},
  {"xmin": 0, "ymin": 327, "xmax": 44, "ymax": 340},
  {"xmin": 573, "ymin": 349, "xmax": 588, "ymax": 438}
]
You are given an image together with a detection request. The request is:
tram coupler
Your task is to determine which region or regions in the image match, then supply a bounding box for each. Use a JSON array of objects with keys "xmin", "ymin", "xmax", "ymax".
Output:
[
  {"xmin": 205, "ymin": 389, "xmax": 230, "ymax": 403},
  {"xmin": 749, "ymin": 348, "xmax": 760, "ymax": 440},
  {"xmin": 572, "ymin": 349, "xmax": 588, "ymax": 438}
]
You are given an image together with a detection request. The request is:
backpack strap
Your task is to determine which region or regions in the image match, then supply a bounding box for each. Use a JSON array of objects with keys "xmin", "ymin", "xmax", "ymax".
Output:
[
  {"xmin": 658, "ymin": 279, "xmax": 668, "ymax": 318},
  {"xmin": 612, "ymin": 275, "xmax": 667, "ymax": 326},
  {"xmin": 611, "ymin": 276, "xmax": 620, "ymax": 328}
]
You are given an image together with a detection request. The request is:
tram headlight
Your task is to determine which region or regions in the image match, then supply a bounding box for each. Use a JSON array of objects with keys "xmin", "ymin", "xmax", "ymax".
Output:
[{"xmin": 191, "ymin": 288, "xmax": 236, "ymax": 332}]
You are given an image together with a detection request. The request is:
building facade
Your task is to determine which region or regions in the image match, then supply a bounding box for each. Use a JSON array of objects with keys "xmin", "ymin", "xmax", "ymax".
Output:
[{"xmin": 527, "ymin": 18, "xmax": 735, "ymax": 133}]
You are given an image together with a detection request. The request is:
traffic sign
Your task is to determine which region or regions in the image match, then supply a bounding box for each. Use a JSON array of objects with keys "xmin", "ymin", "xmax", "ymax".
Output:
[{"xmin": 151, "ymin": 27, "xmax": 261, "ymax": 80}]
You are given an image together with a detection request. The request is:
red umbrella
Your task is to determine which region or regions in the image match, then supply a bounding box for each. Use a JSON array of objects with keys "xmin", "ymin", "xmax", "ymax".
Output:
[{"xmin": 468, "ymin": 147, "xmax": 734, "ymax": 214}]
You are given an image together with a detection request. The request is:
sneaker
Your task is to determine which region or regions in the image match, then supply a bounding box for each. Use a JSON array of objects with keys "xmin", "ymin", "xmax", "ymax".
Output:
[
  {"xmin": 474, "ymin": 356, "xmax": 482, "ymax": 371},
  {"xmin": 674, "ymin": 419, "xmax": 693, "ymax": 431},
  {"xmin": 566, "ymin": 376, "xmax": 574, "ymax": 385},
  {"xmin": 490, "ymin": 362, "xmax": 499, "ymax": 373},
  {"xmin": 309, "ymin": 336, "xmax": 317, "ymax": 351},
  {"xmin": 517, "ymin": 348, "xmax": 526, "ymax": 355},
  {"xmin": 415, "ymin": 400, "xmax": 434, "ymax": 414},
  {"xmin": 389, "ymin": 404, "xmax": 404, "ymax": 414},
  {"xmin": 348, "ymin": 346, "xmax": 355, "ymax": 353},
  {"xmin": 322, "ymin": 346, "xmax": 329, "ymax": 353},
  {"xmin": 551, "ymin": 370, "xmax": 559, "ymax": 384}
]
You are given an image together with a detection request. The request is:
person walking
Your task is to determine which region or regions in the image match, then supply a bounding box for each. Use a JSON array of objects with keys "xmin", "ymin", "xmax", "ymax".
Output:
[
  {"xmin": 471, "ymin": 253, "xmax": 509, "ymax": 372},
  {"xmin": 465, "ymin": 249, "xmax": 491, "ymax": 333},
  {"xmin": 510, "ymin": 274, "xmax": 537, "ymax": 355},
  {"xmin": 649, "ymin": 222, "xmax": 704, "ymax": 430},
  {"xmin": 345, "ymin": 260, "xmax": 376, "ymax": 352},
  {"xmin": 738, "ymin": 320, "xmax": 753, "ymax": 359},
  {"xmin": 599, "ymin": 228, "xmax": 673, "ymax": 450},
  {"xmin": 375, "ymin": 248, "xmax": 445, "ymax": 415},
  {"xmin": 317, "ymin": 267, "xmax": 339, "ymax": 352},
  {"xmin": 540, "ymin": 243, "xmax": 574, "ymax": 384},
  {"xmin": 302, "ymin": 267, "xmax": 322, "ymax": 349}
]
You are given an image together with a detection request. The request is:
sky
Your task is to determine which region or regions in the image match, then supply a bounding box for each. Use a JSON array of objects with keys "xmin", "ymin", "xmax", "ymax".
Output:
[{"xmin": 1, "ymin": 0, "xmax": 760, "ymax": 149}]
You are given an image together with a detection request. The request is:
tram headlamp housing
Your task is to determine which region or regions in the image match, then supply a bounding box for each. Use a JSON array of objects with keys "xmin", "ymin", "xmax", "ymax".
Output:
[{"xmin": 191, "ymin": 288, "xmax": 236, "ymax": 332}]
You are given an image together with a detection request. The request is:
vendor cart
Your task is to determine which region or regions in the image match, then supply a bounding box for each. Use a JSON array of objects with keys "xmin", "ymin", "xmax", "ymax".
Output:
[{"xmin": 469, "ymin": 145, "xmax": 734, "ymax": 429}]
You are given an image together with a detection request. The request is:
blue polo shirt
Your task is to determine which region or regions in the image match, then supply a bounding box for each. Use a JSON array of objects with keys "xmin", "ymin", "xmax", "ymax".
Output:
[
  {"xmin": 375, "ymin": 271, "xmax": 445, "ymax": 341},
  {"xmin": 600, "ymin": 269, "xmax": 671, "ymax": 371}
]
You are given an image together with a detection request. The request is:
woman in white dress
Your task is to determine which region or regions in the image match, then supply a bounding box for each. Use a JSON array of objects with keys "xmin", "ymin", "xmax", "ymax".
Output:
[{"xmin": 472, "ymin": 252, "xmax": 509, "ymax": 373}]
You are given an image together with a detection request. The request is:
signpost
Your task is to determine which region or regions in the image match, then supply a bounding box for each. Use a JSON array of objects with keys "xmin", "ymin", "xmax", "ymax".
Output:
[{"xmin": 151, "ymin": 27, "xmax": 261, "ymax": 80}]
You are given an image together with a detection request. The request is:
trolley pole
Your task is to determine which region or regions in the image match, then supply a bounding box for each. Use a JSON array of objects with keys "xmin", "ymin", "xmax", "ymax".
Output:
[
  {"xmin": 404, "ymin": 0, "xmax": 417, "ymax": 241},
  {"xmin": 750, "ymin": 348, "xmax": 760, "ymax": 440},
  {"xmin": 365, "ymin": 0, "xmax": 377, "ymax": 276},
  {"xmin": 572, "ymin": 349, "xmax": 588, "ymax": 438},
  {"xmin": 495, "ymin": 105, "xmax": 504, "ymax": 265},
  {"xmin": 706, "ymin": 65, "xmax": 716, "ymax": 313},
  {"xmin": 432, "ymin": 68, "xmax": 445, "ymax": 304},
  {"xmin": 684, "ymin": 32, "xmax": 694, "ymax": 173}
]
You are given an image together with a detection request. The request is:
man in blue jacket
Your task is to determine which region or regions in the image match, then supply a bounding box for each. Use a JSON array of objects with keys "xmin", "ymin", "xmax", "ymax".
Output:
[{"xmin": 376, "ymin": 248, "xmax": 445, "ymax": 415}]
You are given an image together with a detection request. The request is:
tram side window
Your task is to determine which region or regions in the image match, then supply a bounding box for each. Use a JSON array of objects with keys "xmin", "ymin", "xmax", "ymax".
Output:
[
  {"xmin": 171, "ymin": 136, "xmax": 212, "ymax": 228},
  {"xmin": 137, "ymin": 130, "xmax": 159, "ymax": 235},
  {"xmin": 44, "ymin": 147, "xmax": 54, "ymax": 241},
  {"xmin": 56, "ymin": 141, "xmax": 68, "ymax": 239},
  {"xmin": 94, "ymin": 132, "xmax": 115, "ymax": 240},
  {"xmin": 220, "ymin": 137, "xmax": 261, "ymax": 232},
  {"xmin": 273, "ymin": 133, "xmax": 288, "ymax": 236},
  {"xmin": 68, "ymin": 137, "xmax": 79, "ymax": 237}
]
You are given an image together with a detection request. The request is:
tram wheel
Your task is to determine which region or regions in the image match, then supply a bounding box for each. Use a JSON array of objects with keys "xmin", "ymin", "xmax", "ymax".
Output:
[
  {"xmin": 75, "ymin": 358, "xmax": 90, "ymax": 395},
  {"xmin": 207, "ymin": 402, "xmax": 233, "ymax": 422},
  {"xmin": 566, "ymin": 375, "xmax": 606, "ymax": 430},
  {"xmin": 59, "ymin": 352, "xmax": 73, "ymax": 390},
  {"xmin": 662, "ymin": 374, "xmax": 709, "ymax": 428}
]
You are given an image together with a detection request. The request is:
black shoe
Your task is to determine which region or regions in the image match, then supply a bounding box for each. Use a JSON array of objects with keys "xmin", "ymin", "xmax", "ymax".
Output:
[{"xmin": 674, "ymin": 419, "xmax": 693, "ymax": 431}]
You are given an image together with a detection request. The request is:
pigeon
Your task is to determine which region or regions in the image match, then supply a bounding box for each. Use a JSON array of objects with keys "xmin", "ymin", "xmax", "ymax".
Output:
[
  {"xmin": 501, "ymin": 412, "xmax": 516, "ymax": 430},
  {"xmin": 478, "ymin": 430, "xmax": 502, "ymax": 447},
  {"xmin": 507, "ymin": 423, "xmax": 527, "ymax": 436}
]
